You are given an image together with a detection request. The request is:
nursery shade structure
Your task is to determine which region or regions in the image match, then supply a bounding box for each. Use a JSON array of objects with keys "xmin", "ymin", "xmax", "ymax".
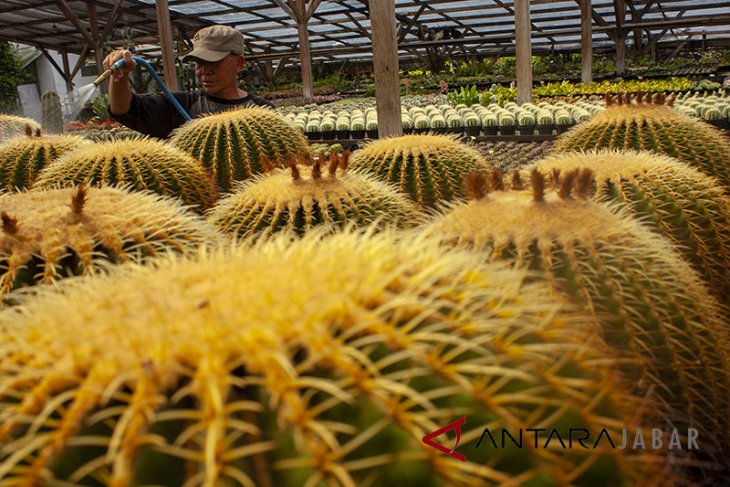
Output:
[{"xmin": 2, "ymin": 0, "xmax": 730, "ymax": 104}]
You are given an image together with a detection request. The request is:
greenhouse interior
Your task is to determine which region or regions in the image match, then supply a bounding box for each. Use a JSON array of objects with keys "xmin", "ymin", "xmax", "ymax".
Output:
[{"xmin": 0, "ymin": 0, "xmax": 729, "ymax": 485}]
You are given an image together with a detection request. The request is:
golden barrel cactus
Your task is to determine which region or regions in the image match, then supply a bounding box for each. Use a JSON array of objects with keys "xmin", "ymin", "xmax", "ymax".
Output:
[
  {"xmin": 532, "ymin": 149, "xmax": 730, "ymax": 302},
  {"xmin": 170, "ymin": 107, "xmax": 311, "ymax": 192},
  {"xmin": 207, "ymin": 152, "xmax": 423, "ymax": 238},
  {"xmin": 0, "ymin": 115, "xmax": 40, "ymax": 143},
  {"xmin": 0, "ymin": 185, "xmax": 219, "ymax": 297},
  {"xmin": 349, "ymin": 134, "xmax": 490, "ymax": 209},
  {"xmin": 0, "ymin": 129, "xmax": 89, "ymax": 191},
  {"xmin": 33, "ymin": 137, "xmax": 219, "ymax": 212},
  {"xmin": 0, "ymin": 231, "xmax": 670, "ymax": 486},
  {"xmin": 425, "ymin": 170, "xmax": 730, "ymax": 476},
  {"xmin": 552, "ymin": 94, "xmax": 730, "ymax": 190}
]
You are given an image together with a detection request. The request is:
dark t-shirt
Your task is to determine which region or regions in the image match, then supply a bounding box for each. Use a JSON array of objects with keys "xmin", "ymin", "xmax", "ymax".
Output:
[{"xmin": 110, "ymin": 90, "xmax": 275, "ymax": 139}]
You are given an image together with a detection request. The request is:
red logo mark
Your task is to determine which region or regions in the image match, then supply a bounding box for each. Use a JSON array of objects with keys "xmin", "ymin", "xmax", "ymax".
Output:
[{"xmin": 421, "ymin": 417, "xmax": 467, "ymax": 462}]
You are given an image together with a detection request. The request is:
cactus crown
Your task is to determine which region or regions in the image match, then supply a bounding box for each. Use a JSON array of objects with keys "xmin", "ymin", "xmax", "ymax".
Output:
[
  {"xmin": 533, "ymin": 149, "xmax": 730, "ymax": 301},
  {"xmin": 0, "ymin": 230, "xmax": 671, "ymax": 486},
  {"xmin": 0, "ymin": 115, "xmax": 41, "ymax": 143},
  {"xmin": 171, "ymin": 107, "xmax": 311, "ymax": 192},
  {"xmin": 33, "ymin": 136, "xmax": 219, "ymax": 212},
  {"xmin": 0, "ymin": 133, "xmax": 89, "ymax": 191},
  {"xmin": 349, "ymin": 134, "xmax": 489, "ymax": 209},
  {"xmin": 0, "ymin": 186, "xmax": 219, "ymax": 297},
  {"xmin": 207, "ymin": 151, "xmax": 422, "ymax": 239}
]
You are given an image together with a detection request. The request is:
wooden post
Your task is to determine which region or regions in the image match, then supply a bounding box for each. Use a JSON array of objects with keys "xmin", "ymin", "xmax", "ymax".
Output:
[
  {"xmin": 296, "ymin": 10, "xmax": 314, "ymax": 102},
  {"xmin": 155, "ymin": 0, "xmax": 179, "ymax": 90},
  {"xmin": 514, "ymin": 0, "xmax": 532, "ymax": 104},
  {"xmin": 370, "ymin": 0, "xmax": 402, "ymax": 137},
  {"xmin": 614, "ymin": 0, "xmax": 626, "ymax": 75},
  {"xmin": 87, "ymin": 1, "xmax": 106, "ymax": 93},
  {"xmin": 580, "ymin": 0, "xmax": 593, "ymax": 84}
]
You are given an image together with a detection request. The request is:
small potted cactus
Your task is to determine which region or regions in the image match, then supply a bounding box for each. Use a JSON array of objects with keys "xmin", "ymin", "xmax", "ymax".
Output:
[
  {"xmin": 481, "ymin": 113, "xmax": 499, "ymax": 135},
  {"xmin": 703, "ymin": 107, "xmax": 728, "ymax": 130},
  {"xmin": 447, "ymin": 115, "xmax": 464, "ymax": 134},
  {"xmin": 320, "ymin": 119, "xmax": 335, "ymax": 140},
  {"xmin": 305, "ymin": 119, "xmax": 321, "ymax": 140},
  {"xmin": 350, "ymin": 118, "xmax": 365, "ymax": 139},
  {"xmin": 414, "ymin": 115, "xmax": 430, "ymax": 134},
  {"xmin": 499, "ymin": 114, "xmax": 516, "ymax": 136},
  {"xmin": 555, "ymin": 110, "xmax": 573, "ymax": 134},
  {"xmin": 335, "ymin": 116, "xmax": 351, "ymax": 139},
  {"xmin": 464, "ymin": 114, "xmax": 481, "ymax": 136},
  {"xmin": 366, "ymin": 119, "xmax": 378, "ymax": 139},
  {"xmin": 537, "ymin": 111, "xmax": 555, "ymax": 135},
  {"xmin": 402, "ymin": 115, "xmax": 414, "ymax": 134},
  {"xmin": 430, "ymin": 115, "xmax": 447, "ymax": 134},
  {"xmin": 517, "ymin": 112, "xmax": 536, "ymax": 135}
]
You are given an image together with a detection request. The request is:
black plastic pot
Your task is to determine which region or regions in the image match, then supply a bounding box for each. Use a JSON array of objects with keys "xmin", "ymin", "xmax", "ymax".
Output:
[
  {"xmin": 465, "ymin": 126, "xmax": 481, "ymax": 137},
  {"xmin": 447, "ymin": 127, "xmax": 464, "ymax": 134},
  {"xmin": 366, "ymin": 130, "xmax": 378, "ymax": 139},
  {"xmin": 334, "ymin": 130, "xmax": 350, "ymax": 139},
  {"xmin": 555, "ymin": 124, "xmax": 573, "ymax": 134},
  {"xmin": 537, "ymin": 125, "xmax": 555, "ymax": 135},
  {"xmin": 500, "ymin": 126, "xmax": 516, "ymax": 136},
  {"xmin": 403, "ymin": 128, "xmax": 415, "ymax": 135},
  {"xmin": 482, "ymin": 126, "xmax": 498, "ymax": 136},
  {"xmin": 415, "ymin": 128, "xmax": 430, "ymax": 135},
  {"xmin": 433, "ymin": 127, "xmax": 449, "ymax": 134},
  {"xmin": 306, "ymin": 131, "xmax": 322, "ymax": 141},
  {"xmin": 518, "ymin": 125, "xmax": 535, "ymax": 135},
  {"xmin": 351, "ymin": 130, "xmax": 365, "ymax": 139},
  {"xmin": 708, "ymin": 119, "xmax": 730, "ymax": 131},
  {"xmin": 320, "ymin": 131, "xmax": 335, "ymax": 140}
]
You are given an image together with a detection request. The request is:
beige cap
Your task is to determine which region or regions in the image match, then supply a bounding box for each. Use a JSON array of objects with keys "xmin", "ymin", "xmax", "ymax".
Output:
[{"xmin": 182, "ymin": 25, "xmax": 244, "ymax": 63}]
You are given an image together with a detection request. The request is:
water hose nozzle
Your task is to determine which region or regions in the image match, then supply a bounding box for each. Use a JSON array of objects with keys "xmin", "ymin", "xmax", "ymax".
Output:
[{"xmin": 92, "ymin": 58, "xmax": 126, "ymax": 86}]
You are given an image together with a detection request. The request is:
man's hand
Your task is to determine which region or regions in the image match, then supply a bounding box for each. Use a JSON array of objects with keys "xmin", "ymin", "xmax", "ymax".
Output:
[{"xmin": 102, "ymin": 50, "xmax": 136, "ymax": 81}]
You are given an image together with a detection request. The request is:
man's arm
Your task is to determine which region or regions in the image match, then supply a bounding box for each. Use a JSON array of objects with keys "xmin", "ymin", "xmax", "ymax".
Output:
[{"xmin": 102, "ymin": 50, "xmax": 136, "ymax": 116}]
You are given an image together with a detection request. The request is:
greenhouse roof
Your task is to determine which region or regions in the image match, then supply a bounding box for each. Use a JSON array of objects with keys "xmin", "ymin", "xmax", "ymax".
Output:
[{"xmin": 1, "ymin": 0, "xmax": 729, "ymax": 63}]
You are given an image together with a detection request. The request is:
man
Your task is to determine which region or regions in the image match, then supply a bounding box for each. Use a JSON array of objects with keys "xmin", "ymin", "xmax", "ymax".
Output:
[{"xmin": 104, "ymin": 25, "xmax": 273, "ymax": 139}]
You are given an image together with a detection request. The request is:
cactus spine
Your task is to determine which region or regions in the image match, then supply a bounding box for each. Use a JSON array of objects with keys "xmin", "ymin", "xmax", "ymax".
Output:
[
  {"xmin": 0, "ymin": 185, "xmax": 219, "ymax": 297},
  {"xmin": 552, "ymin": 94, "xmax": 730, "ymax": 190},
  {"xmin": 170, "ymin": 107, "xmax": 311, "ymax": 192},
  {"xmin": 425, "ymin": 170, "xmax": 730, "ymax": 477},
  {"xmin": 0, "ymin": 129, "xmax": 89, "ymax": 191},
  {"xmin": 532, "ymin": 149, "xmax": 730, "ymax": 303},
  {"xmin": 33, "ymin": 137, "xmax": 219, "ymax": 212},
  {"xmin": 349, "ymin": 134, "xmax": 489, "ymax": 209},
  {"xmin": 41, "ymin": 91, "xmax": 64, "ymax": 134},
  {"xmin": 207, "ymin": 152, "xmax": 423, "ymax": 239},
  {"xmin": 0, "ymin": 230, "xmax": 671, "ymax": 486}
]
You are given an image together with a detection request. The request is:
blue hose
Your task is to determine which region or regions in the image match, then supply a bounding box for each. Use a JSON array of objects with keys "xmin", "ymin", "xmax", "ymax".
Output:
[{"xmin": 110, "ymin": 56, "xmax": 192, "ymax": 121}]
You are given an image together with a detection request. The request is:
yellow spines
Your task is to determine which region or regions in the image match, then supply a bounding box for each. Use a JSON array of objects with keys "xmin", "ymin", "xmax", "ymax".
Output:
[
  {"xmin": 32, "ymin": 136, "xmax": 219, "ymax": 212},
  {"xmin": 0, "ymin": 185, "xmax": 220, "ymax": 297},
  {"xmin": 531, "ymin": 149, "xmax": 730, "ymax": 301},
  {"xmin": 0, "ymin": 133, "xmax": 89, "ymax": 190},
  {"xmin": 0, "ymin": 115, "xmax": 40, "ymax": 143},
  {"xmin": 170, "ymin": 107, "xmax": 311, "ymax": 192},
  {"xmin": 349, "ymin": 134, "xmax": 490, "ymax": 209},
  {"xmin": 0, "ymin": 230, "xmax": 670, "ymax": 486},
  {"xmin": 425, "ymin": 170, "xmax": 730, "ymax": 478},
  {"xmin": 207, "ymin": 152, "xmax": 423, "ymax": 238}
]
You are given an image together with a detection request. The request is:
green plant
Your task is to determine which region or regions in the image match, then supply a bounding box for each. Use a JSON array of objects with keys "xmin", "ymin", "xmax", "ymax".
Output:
[
  {"xmin": 499, "ymin": 114, "xmax": 515, "ymax": 126},
  {"xmin": 207, "ymin": 154, "xmax": 422, "ymax": 239},
  {"xmin": 464, "ymin": 114, "xmax": 480, "ymax": 127},
  {"xmin": 553, "ymin": 94, "xmax": 730, "ymax": 190},
  {"xmin": 0, "ymin": 114, "xmax": 40, "ymax": 143},
  {"xmin": 0, "ymin": 229, "xmax": 674, "ymax": 486},
  {"xmin": 0, "ymin": 129, "xmax": 88, "ymax": 191},
  {"xmin": 0, "ymin": 41, "xmax": 25, "ymax": 114},
  {"xmin": 349, "ymin": 134, "xmax": 489, "ymax": 208},
  {"xmin": 33, "ymin": 137, "xmax": 219, "ymax": 212},
  {"xmin": 90, "ymin": 94, "xmax": 112, "ymax": 122},
  {"xmin": 537, "ymin": 111, "xmax": 554, "ymax": 125},
  {"xmin": 532, "ymin": 150, "xmax": 730, "ymax": 302},
  {"xmin": 350, "ymin": 119, "xmax": 364, "ymax": 131},
  {"xmin": 365, "ymin": 119, "xmax": 378, "ymax": 132},
  {"xmin": 425, "ymin": 170, "xmax": 730, "ymax": 476},
  {"xmin": 517, "ymin": 112, "xmax": 535, "ymax": 126},
  {"xmin": 171, "ymin": 107, "xmax": 310, "ymax": 192},
  {"xmin": 0, "ymin": 185, "xmax": 219, "ymax": 298},
  {"xmin": 447, "ymin": 84, "xmax": 480, "ymax": 107},
  {"xmin": 41, "ymin": 91, "xmax": 64, "ymax": 134}
]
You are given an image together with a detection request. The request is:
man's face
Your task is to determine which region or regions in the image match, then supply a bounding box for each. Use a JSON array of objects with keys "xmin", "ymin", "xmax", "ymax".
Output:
[{"xmin": 194, "ymin": 54, "xmax": 244, "ymax": 97}]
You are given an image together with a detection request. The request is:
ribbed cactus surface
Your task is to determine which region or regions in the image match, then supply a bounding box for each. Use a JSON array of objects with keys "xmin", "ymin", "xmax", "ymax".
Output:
[
  {"xmin": 41, "ymin": 91, "xmax": 64, "ymax": 134},
  {"xmin": 0, "ymin": 115, "xmax": 40, "ymax": 143},
  {"xmin": 0, "ymin": 231, "xmax": 670, "ymax": 486},
  {"xmin": 170, "ymin": 107, "xmax": 311, "ymax": 192},
  {"xmin": 552, "ymin": 94, "xmax": 730, "ymax": 190},
  {"xmin": 425, "ymin": 170, "xmax": 730, "ymax": 476},
  {"xmin": 533, "ymin": 149, "xmax": 730, "ymax": 303},
  {"xmin": 208, "ymin": 152, "xmax": 422, "ymax": 238},
  {"xmin": 33, "ymin": 137, "xmax": 219, "ymax": 212},
  {"xmin": 349, "ymin": 134, "xmax": 489, "ymax": 209},
  {"xmin": 0, "ymin": 185, "xmax": 219, "ymax": 297},
  {"xmin": 0, "ymin": 131, "xmax": 88, "ymax": 191}
]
